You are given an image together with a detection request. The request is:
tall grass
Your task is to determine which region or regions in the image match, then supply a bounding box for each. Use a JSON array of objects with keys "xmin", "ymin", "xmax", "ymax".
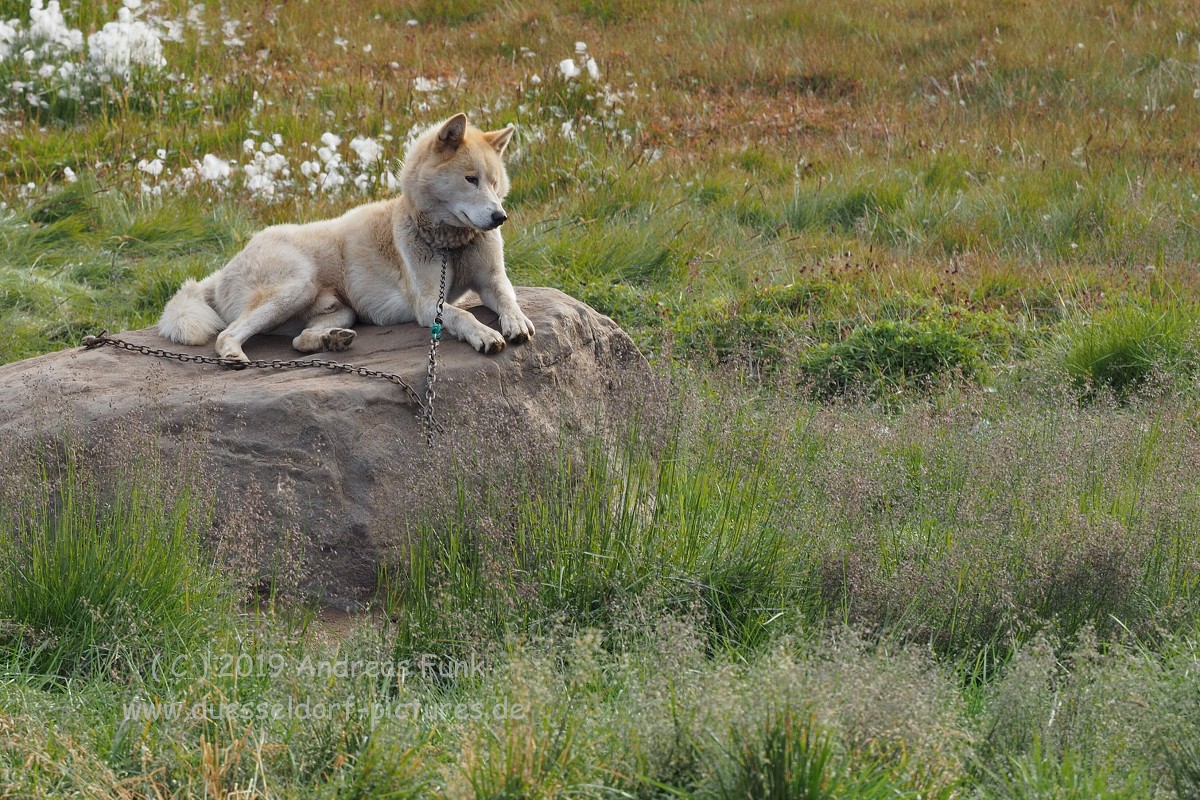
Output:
[
  {"xmin": 1053, "ymin": 301, "xmax": 1199, "ymax": 399},
  {"xmin": 708, "ymin": 710, "xmax": 906, "ymax": 800},
  {"xmin": 3, "ymin": 393, "xmax": 1200, "ymax": 795},
  {"xmin": 0, "ymin": 453, "xmax": 228, "ymax": 682},
  {"xmin": 381, "ymin": 389, "xmax": 1200, "ymax": 667},
  {"xmin": 385, "ymin": 425, "xmax": 796, "ymax": 659}
]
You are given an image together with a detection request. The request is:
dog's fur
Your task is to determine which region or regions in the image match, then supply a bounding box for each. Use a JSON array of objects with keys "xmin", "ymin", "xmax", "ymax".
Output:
[{"xmin": 157, "ymin": 113, "xmax": 534, "ymax": 361}]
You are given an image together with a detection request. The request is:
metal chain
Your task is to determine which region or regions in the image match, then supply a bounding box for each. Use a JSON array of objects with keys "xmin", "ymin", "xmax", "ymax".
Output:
[
  {"xmin": 80, "ymin": 330, "xmax": 444, "ymax": 434},
  {"xmin": 423, "ymin": 250, "xmax": 448, "ymax": 449}
]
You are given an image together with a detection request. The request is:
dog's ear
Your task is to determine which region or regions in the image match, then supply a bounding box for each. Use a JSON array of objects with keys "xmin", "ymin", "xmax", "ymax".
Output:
[
  {"xmin": 483, "ymin": 125, "xmax": 515, "ymax": 155},
  {"xmin": 436, "ymin": 113, "xmax": 468, "ymax": 151}
]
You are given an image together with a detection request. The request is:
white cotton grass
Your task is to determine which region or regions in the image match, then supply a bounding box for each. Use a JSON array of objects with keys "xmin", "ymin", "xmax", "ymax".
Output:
[
  {"xmin": 0, "ymin": 0, "xmax": 172, "ymax": 111},
  {"xmin": 2, "ymin": 0, "xmax": 523, "ymax": 206},
  {"xmin": 525, "ymin": 40, "xmax": 637, "ymax": 147},
  {"xmin": 243, "ymin": 148, "xmax": 290, "ymax": 201},
  {"xmin": 88, "ymin": 6, "xmax": 167, "ymax": 81},
  {"xmin": 410, "ymin": 73, "xmax": 466, "ymax": 111},
  {"xmin": 133, "ymin": 129, "xmax": 401, "ymax": 202},
  {"xmin": 26, "ymin": 0, "xmax": 83, "ymax": 57},
  {"xmin": 558, "ymin": 58, "xmax": 581, "ymax": 80},
  {"xmin": 198, "ymin": 154, "xmax": 231, "ymax": 183},
  {"xmin": 349, "ymin": 136, "xmax": 383, "ymax": 168},
  {"xmin": 557, "ymin": 41, "xmax": 599, "ymax": 83},
  {"xmin": 317, "ymin": 131, "xmax": 342, "ymax": 163},
  {"xmin": 220, "ymin": 18, "xmax": 243, "ymax": 48},
  {"xmin": 137, "ymin": 156, "xmax": 164, "ymax": 177},
  {"xmin": 293, "ymin": 131, "xmax": 388, "ymax": 196},
  {"xmin": 0, "ymin": 0, "xmax": 81, "ymax": 64}
]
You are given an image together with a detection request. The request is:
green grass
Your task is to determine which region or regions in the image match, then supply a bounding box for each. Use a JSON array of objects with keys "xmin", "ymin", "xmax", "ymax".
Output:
[
  {"xmin": 1054, "ymin": 301, "xmax": 1199, "ymax": 400},
  {"xmin": 709, "ymin": 710, "xmax": 908, "ymax": 800},
  {"xmin": 801, "ymin": 317, "xmax": 987, "ymax": 398},
  {"xmin": 4, "ymin": 387, "xmax": 1200, "ymax": 796},
  {"xmin": 0, "ymin": 181, "xmax": 237, "ymax": 362},
  {"xmin": 385, "ymin": 423, "xmax": 796, "ymax": 659},
  {"xmin": 4, "ymin": 0, "xmax": 1200, "ymax": 796},
  {"xmin": 0, "ymin": 447, "xmax": 228, "ymax": 682}
]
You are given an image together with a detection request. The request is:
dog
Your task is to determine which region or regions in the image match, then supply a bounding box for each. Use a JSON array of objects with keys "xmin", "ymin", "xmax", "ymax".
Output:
[{"xmin": 157, "ymin": 113, "xmax": 534, "ymax": 362}]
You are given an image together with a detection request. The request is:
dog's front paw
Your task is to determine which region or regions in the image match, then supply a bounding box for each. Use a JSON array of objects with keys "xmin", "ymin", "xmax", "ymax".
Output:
[
  {"xmin": 469, "ymin": 327, "xmax": 507, "ymax": 355},
  {"xmin": 500, "ymin": 311, "xmax": 535, "ymax": 345}
]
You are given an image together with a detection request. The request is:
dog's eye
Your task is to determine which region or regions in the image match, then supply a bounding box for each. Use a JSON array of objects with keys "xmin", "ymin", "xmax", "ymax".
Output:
[{"xmin": 465, "ymin": 175, "xmax": 479, "ymax": 186}]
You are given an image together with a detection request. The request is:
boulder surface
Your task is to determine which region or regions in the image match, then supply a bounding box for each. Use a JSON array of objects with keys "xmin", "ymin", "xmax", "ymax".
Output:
[{"xmin": 0, "ymin": 287, "xmax": 648, "ymax": 607}]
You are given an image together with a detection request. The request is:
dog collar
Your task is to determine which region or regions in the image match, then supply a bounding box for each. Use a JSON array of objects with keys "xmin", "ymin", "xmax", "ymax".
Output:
[{"xmin": 408, "ymin": 212, "xmax": 481, "ymax": 251}]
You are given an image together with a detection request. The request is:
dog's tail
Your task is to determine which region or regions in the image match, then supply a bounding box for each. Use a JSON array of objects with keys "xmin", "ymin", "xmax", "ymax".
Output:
[{"xmin": 157, "ymin": 275, "xmax": 225, "ymax": 345}]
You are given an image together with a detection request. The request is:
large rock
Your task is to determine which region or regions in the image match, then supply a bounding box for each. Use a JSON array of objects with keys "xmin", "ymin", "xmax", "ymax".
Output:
[{"xmin": 0, "ymin": 287, "xmax": 648, "ymax": 608}]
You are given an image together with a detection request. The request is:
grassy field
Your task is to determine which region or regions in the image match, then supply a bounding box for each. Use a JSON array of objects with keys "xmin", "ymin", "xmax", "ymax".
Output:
[{"xmin": 4, "ymin": 0, "xmax": 1200, "ymax": 796}]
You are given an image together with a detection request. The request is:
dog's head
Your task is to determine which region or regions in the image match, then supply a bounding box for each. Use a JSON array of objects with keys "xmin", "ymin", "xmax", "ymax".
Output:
[{"xmin": 400, "ymin": 113, "xmax": 515, "ymax": 232}]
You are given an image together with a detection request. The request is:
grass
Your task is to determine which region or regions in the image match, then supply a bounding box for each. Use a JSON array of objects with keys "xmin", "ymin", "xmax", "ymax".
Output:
[
  {"xmin": 3, "ymin": 0, "xmax": 1200, "ymax": 796},
  {"xmin": 709, "ymin": 710, "xmax": 907, "ymax": 799},
  {"xmin": 1055, "ymin": 301, "xmax": 1200, "ymax": 399},
  {"xmin": 4, "ymin": 389, "xmax": 1199, "ymax": 796},
  {"xmin": 0, "ymin": 476, "xmax": 223, "ymax": 681},
  {"xmin": 800, "ymin": 316, "xmax": 988, "ymax": 398}
]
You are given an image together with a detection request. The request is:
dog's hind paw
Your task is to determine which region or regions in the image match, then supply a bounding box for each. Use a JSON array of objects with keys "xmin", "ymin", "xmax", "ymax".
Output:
[
  {"xmin": 321, "ymin": 328, "xmax": 356, "ymax": 352},
  {"xmin": 215, "ymin": 334, "xmax": 250, "ymax": 366}
]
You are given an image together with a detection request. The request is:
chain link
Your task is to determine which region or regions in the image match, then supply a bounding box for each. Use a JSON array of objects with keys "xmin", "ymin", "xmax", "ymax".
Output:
[
  {"xmin": 423, "ymin": 250, "xmax": 448, "ymax": 449},
  {"xmin": 80, "ymin": 329, "xmax": 443, "ymax": 434}
]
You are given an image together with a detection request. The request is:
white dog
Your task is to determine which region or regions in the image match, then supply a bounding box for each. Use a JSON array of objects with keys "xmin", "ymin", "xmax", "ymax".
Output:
[{"xmin": 157, "ymin": 113, "xmax": 534, "ymax": 361}]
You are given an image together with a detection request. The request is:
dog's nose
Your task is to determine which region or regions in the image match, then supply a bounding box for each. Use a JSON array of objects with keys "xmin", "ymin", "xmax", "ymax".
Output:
[{"xmin": 490, "ymin": 210, "xmax": 508, "ymax": 228}]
